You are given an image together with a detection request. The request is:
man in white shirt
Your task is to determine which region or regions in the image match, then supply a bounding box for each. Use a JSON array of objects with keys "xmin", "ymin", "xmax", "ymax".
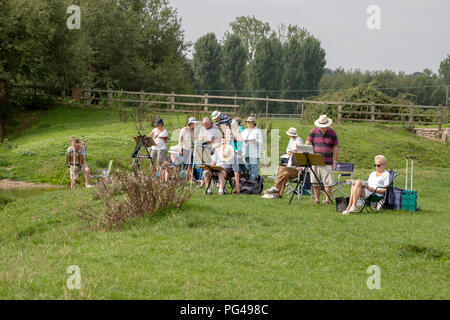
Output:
[{"xmin": 199, "ymin": 117, "xmax": 222, "ymax": 155}]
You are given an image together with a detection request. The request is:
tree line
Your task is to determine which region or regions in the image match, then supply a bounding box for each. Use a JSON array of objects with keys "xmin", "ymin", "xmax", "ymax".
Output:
[
  {"xmin": 319, "ymin": 59, "xmax": 449, "ymax": 107},
  {"xmin": 0, "ymin": 0, "xmax": 448, "ymax": 137},
  {"xmin": 0, "ymin": 0, "xmax": 192, "ymax": 137},
  {"xmin": 191, "ymin": 16, "xmax": 327, "ymax": 113}
]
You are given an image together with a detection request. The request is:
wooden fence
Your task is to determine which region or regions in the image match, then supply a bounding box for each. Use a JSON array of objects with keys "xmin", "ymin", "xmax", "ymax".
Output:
[{"xmin": 11, "ymin": 85, "xmax": 449, "ymax": 129}]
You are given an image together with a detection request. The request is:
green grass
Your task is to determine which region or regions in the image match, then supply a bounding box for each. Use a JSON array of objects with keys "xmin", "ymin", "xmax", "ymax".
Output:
[{"xmin": 0, "ymin": 104, "xmax": 449, "ymax": 299}]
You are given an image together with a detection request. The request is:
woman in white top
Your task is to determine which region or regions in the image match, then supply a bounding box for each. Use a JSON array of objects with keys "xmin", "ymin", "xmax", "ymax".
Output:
[
  {"xmin": 241, "ymin": 116, "xmax": 263, "ymax": 179},
  {"xmin": 343, "ymin": 155, "xmax": 390, "ymax": 214},
  {"xmin": 148, "ymin": 118, "xmax": 168, "ymax": 169}
]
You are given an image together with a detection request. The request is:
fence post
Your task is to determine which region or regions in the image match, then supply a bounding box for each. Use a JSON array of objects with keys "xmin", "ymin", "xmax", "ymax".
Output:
[
  {"xmin": 204, "ymin": 93, "xmax": 208, "ymax": 112},
  {"xmin": 409, "ymin": 103, "xmax": 414, "ymax": 125},
  {"xmin": 438, "ymin": 104, "xmax": 442, "ymax": 130},
  {"xmin": 107, "ymin": 89, "xmax": 113, "ymax": 108},
  {"xmin": 84, "ymin": 88, "xmax": 91, "ymax": 106},
  {"xmin": 61, "ymin": 88, "xmax": 65, "ymax": 103},
  {"xmin": 138, "ymin": 90, "xmax": 144, "ymax": 109},
  {"xmin": 371, "ymin": 103, "xmax": 375, "ymax": 123},
  {"xmin": 301, "ymin": 102, "xmax": 304, "ymax": 119},
  {"xmin": 265, "ymin": 96, "xmax": 269, "ymax": 119},
  {"xmin": 170, "ymin": 92, "xmax": 175, "ymax": 111},
  {"xmin": 338, "ymin": 104, "xmax": 342, "ymax": 124},
  {"xmin": 234, "ymin": 94, "xmax": 238, "ymax": 115}
]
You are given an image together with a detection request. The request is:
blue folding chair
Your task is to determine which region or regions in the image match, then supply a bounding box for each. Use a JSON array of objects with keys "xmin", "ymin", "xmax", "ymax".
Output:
[{"xmin": 332, "ymin": 162, "xmax": 354, "ymax": 197}]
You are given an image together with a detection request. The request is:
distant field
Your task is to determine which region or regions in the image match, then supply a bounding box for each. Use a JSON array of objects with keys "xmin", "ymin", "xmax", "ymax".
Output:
[{"xmin": 0, "ymin": 104, "xmax": 448, "ymax": 299}]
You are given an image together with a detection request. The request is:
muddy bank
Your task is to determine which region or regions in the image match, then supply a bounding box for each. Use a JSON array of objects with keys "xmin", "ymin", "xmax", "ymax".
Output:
[{"xmin": 0, "ymin": 179, "xmax": 55, "ymax": 190}]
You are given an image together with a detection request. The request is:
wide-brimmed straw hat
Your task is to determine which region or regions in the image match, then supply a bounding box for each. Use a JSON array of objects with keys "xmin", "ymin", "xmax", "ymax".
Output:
[
  {"xmin": 214, "ymin": 139, "xmax": 234, "ymax": 161},
  {"xmin": 314, "ymin": 114, "xmax": 333, "ymax": 128},
  {"xmin": 245, "ymin": 116, "xmax": 256, "ymax": 123},
  {"xmin": 286, "ymin": 127, "xmax": 298, "ymax": 137}
]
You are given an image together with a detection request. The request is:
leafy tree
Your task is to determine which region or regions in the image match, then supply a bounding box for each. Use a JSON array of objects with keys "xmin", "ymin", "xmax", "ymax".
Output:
[
  {"xmin": 222, "ymin": 35, "xmax": 247, "ymax": 94},
  {"xmin": 249, "ymin": 34, "xmax": 283, "ymax": 111},
  {"xmin": 276, "ymin": 24, "xmax": 309, "ymax": 44},
  {"xmin": 225, "ymin": 16, "xmax": 271, "ymax": 61},
  {"xmin": 192, "ymin": 33, "xmax": 223, "ymax": 92},
  {"xmin": 298, "ymin": 36, "xmax": 326, "ymax": 97},
  {"xmin": 439, "ymin": 54, "xmax": 450, "ymax": 85}
]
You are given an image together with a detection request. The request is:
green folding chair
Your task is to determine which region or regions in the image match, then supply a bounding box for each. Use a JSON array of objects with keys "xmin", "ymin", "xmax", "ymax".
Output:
[{"xmin": 359, "ymin": 170, "xmax": 398, "ymax": 213}]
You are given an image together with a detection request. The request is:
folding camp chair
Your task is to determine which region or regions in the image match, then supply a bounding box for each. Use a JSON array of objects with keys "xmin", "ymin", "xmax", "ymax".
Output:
[
  {"xmin": 360, "ymin": 169, "xmax": 398, "ymax": 213},
  {"xmin": 92, "ymin": 160, "xmax": 113, "ymax": 183},
  {"xmin": 332, "ymin": 162, "xmax": 354, "ymax": 197}
]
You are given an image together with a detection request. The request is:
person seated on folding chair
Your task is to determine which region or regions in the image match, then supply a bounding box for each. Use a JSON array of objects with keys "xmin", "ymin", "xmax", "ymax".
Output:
[
  {"xmin": 342, "ymin": 155, "xmax": 390, "ymax": 215},
  {"xmin": 281, "ymin": 127, "xmax": 304, "ymax": 166},
  {"xmin": 67, "ymin": 137, "xmax": 93, "ymax": 189},
  {"xmin": 264, "ymin": 142, "xmax": 304, "ymax": 199},
  {"xmin": 203, "ymin": 140, "xmax": 240, "ymax": 195}
]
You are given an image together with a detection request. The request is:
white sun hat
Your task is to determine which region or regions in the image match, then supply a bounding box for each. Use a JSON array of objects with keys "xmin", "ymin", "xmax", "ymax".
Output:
[
  {"xmin": 286, "ymin": 127, "xmax": 298, "ymax": 136},
  {"xmin": 187, "ymin": 117, "xmax": 197, "ymax": 125},
  {"xmin": 211, "ymin": 111, "xmax": 221, "ymax": 120}
]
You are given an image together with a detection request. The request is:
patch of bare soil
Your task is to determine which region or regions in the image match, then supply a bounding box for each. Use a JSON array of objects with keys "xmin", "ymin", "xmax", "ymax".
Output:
[{"xmin": 0, "ymin": 179, "xmax": 55, "ymax": 189}]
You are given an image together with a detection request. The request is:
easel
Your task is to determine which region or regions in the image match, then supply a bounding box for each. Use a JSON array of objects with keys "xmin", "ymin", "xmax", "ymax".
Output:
[
  {"xmin": 197, "ymin": 164, "xmax": 225, "ymax": 194},
  {"xmin": 131, "ymin": 131, "xmax": 155, "ymax": 172},
  {"xmin": 289, "ymin": 152, "xmax": 333, "ymax": 206}
]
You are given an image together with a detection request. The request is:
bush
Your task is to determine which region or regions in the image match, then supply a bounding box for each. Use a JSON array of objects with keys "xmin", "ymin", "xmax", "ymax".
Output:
[{"xmin": 79, "ymin": 169, "xmax": 193, "ymax": 231}]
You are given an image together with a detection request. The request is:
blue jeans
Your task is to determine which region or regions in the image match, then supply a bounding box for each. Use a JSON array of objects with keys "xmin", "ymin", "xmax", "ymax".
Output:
[{"xmin": 245, "ymin": 157, "xmax": 259, "ymax": 179}]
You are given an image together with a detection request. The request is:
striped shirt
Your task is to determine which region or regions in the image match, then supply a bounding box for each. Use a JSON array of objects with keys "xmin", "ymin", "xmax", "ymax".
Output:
[
  {"xmin": 306, "ymin": 128, "xmax": 338, "ymax": 165},
  {"xmin": 215, "ymin": 114, "xmax": 232, "ymax": 126}
]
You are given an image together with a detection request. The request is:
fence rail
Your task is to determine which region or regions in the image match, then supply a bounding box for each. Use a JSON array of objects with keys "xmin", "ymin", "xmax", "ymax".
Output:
[{"xmin": 11, "ymin": 85, "xmax": 449, "ymax": 129}]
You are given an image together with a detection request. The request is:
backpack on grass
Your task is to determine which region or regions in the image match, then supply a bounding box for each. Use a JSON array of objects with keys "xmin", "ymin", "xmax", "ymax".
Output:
[{"xmin": 232, "ymin": 175, "xmax": 264, "ymax": 194}]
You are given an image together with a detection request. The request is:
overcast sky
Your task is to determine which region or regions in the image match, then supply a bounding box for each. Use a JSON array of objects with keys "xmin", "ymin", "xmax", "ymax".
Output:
[{"xmin": 170, "ymin": 0, "xmax": 450, "ymax": 74}]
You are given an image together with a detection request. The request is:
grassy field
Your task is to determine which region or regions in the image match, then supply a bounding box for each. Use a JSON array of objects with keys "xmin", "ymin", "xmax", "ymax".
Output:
[{"xmin": 0, "ymin": 104, "xmax": 449, "ymax": 299}]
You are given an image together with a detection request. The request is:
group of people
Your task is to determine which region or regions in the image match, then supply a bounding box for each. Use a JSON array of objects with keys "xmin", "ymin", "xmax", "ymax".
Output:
[
  {"xmin": 142, "ymin": 111, "xmax": 263, "ymax": 195},
  {"xmin": 66, "ymin": 112, "xmax": 392, "ymax": 213}
]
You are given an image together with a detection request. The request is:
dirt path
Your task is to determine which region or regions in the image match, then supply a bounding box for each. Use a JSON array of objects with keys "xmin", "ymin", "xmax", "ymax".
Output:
[{"xmin": 0, "ymin": 179, "xmax": 55, "ymax": 189}]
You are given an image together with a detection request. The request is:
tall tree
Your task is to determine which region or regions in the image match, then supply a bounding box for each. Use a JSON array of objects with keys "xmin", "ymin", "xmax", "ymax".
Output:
[
  {"xmin": 249, "ymin": 34, "xmax": 283, "ymax": 111},
  {"xmin": 192, "ymin": 33, "xmax": 223, "ymax": 92},
  {"xmin": 298, "ymin": 36, "xmax": 326, "ymax": 97},
  {"xmin": 222, "ymin": 35, "xmax": 248, "ymax": 94},
  {"xmin": 439, "ymin": 54, "xmax": 450, "ymax": 85},
  {"xmin": 281, "ymin": 36, "xmax": 305, "ymax": 102},
  {"xmin": 225, "ymin": 16, "xmax": 271, "ymax": 61},
  {"xmin": 276, "ymin": 24, "xmax": 309, "ymax": 44}
]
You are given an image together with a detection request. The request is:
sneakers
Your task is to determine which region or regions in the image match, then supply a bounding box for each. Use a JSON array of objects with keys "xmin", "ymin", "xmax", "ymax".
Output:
[
  {"xmin": 264, "ymin": 187, "xmax": 279, "ymax": 194},
  {"xmin": 86, "ymin": 185, "xmax": 94, "ymax": 188},
  {"xmin": 348, "ymin": 205, "xmax": 359, "ymax": 213},
  {"xmin": 206, "ymin": 189, "xmax": 212, "ymax": 195},
  {"xmin": 218, "ymin": 189, "xmax": 224, "ymax": 195},
  {"xmin": 342, "ymin": 210, "xmax": 349, "ymax": 215}
]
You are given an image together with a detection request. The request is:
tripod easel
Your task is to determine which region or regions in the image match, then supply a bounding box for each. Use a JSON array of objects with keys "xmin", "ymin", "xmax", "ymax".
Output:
[
  {"xmin": 131, "ymin": 131, "xmax": 155, "ymax": 172},
  {"xmin": 289, "ymin": 152, "xmax": 333, "ymax": 206}
]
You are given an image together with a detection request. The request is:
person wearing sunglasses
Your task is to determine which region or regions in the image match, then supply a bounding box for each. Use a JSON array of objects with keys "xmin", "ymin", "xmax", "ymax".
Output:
[{"xmin": 343, "ymin": 155, "xmax": 390, "ymax": 214}]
